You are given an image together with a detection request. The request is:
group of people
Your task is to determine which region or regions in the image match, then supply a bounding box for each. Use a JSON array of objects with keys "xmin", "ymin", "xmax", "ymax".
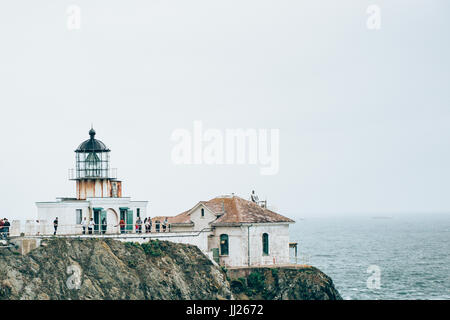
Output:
[
  {"xmin": 117, "ymin": 217, "xmax": 169, "ymax": 234},
  {"xmin": 53, "ymin": 217, "xmax": 108, "ymax": 235},
  {"xmin": 118, "ymin": 217, "xmax": 153, "ymax": 234},
  {"xmin": 0, "ymin": 218, "xmax": 10, "ymax": 239},
  {"xmin": 134, "ymin": 217, "xmax": 155, "ymax": 233},
  {"xmin": 51, "ymin": 216, "xmax": 170, "ymax": 236},
  {"xmin": 80, "ymin": 217, "xmax": 100, "ymax": 235}
]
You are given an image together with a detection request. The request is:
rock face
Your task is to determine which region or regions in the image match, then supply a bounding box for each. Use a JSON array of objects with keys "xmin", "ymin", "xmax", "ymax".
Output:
[
  {"xmin": 228, "ymin": 267, "xmax": 342, "ymax": 300},
  {"xmin": 0, "ymin": 238, "xmax": 232, "ymax": 300},
  {"xmin": 0, "ymin": 238, "xmax": 341, "ymax": 300}
]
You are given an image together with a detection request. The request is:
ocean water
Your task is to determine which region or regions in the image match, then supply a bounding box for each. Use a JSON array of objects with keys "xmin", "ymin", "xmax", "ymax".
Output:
[{"xmin": 289, "ymin": 214, "xmax": 450, "ymax": 300}]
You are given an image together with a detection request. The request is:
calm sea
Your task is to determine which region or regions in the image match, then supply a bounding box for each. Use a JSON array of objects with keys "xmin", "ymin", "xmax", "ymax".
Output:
[{"xmin": 290, "ymin": 214, "xmax": 450, "ymax": 300}]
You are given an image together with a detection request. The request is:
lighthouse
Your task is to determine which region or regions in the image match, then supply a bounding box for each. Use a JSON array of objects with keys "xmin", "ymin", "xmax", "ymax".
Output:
[
  {"xmin": 36, "ymin": 128, "xmax": 148, "ymax": 235},
  {"xmin": 70, "ymin": 128, "xmax": 121, "ymax": 200}
]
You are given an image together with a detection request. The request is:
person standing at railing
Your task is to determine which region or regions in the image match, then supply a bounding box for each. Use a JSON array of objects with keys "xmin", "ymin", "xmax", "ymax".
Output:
[
  {"xmin": 81, "ymin": 217, "xmax": 87, "ymax": 235},
  {"xmin": 53, "ymin": 217, "xmax": 58, "ymax": 236},
  {"xmin": 88, "ymin": 218, "xmax": 94, "ymax": 235},
  {"xmin": 119, "ymin": 218, "xmax": 125, "ymax": 234},
  {"xmin": 36, "ymin": 220, "xmax": 40, "ymax": 236},
  {"xmin": 0, "ymin": 219, "xmax": 4, "ymax": 239},
  {"xmin": 3, "ymin": 219, "xmax": 10, "ymax": 238},
  {"xmin": 136, "ymin": 217, "xmax": 143, "ymax": 234}
]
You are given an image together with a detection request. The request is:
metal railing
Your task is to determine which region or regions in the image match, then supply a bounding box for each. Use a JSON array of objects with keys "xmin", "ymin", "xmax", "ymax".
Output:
[
  {"xmin": 9, "ymin": 223, "xmax": 212, "ymax": 239},
  {"xmin": 68, "ymin": 168, "xmax": 117, "ymax": 180}
]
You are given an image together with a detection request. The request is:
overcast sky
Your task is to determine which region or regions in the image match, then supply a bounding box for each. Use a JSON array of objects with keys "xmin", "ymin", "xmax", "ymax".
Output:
[{"xmin": 0, "ymin": 0, "xmax": 449, "ymax": 221}]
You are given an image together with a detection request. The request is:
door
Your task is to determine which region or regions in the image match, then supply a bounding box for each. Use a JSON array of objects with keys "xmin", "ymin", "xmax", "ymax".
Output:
[
  {"xmin": 212, "ymin": 248, "xmax": 220, "ymax": 264},
  {"xmin": 93, "ymin": 209, "xmax": 100, "ymax": 233},
  {"xmin": 126, "ymin": 209, "xmax": 133, "ymax": 232},
  {"xmin": 100, "ymin": 210, "xmax": 107, "ymax": 234}
]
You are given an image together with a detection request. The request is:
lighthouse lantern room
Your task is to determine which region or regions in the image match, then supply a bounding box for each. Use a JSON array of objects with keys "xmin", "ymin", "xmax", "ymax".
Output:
[{"xmin": 69, "ymin": 128, "xmax": 121, "ymax": 200}]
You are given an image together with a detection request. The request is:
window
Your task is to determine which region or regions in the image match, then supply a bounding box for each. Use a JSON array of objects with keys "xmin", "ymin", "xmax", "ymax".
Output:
[
  {"xmin": 76, "ymin": 209, "xmax": 82, "ymax": 225},
  {"xmin": 137, "ymin": 208, "xmax": 140, "ymax": 218},
  {"xmin": 262, "ymin": 233, "xmax": 269, "ymax": 256},
  {"xmin": 201, "ymin": 208, "xmax": 205, "ymax": 218},
  {"xmin": 220, "ymin": 234, "xmax": 229, "ymax": 256}
]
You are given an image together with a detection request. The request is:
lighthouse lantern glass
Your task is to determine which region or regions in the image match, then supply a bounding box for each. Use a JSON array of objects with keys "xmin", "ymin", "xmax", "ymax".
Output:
[{"xmin": 76, "ymin": 151, "xmax": 110, "ymax": 179}]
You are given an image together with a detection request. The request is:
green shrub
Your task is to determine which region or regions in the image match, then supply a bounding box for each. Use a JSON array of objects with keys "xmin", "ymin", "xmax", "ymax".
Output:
[
  {"xmin": 127, "ymin": 259, "xmax": 138, "ymax": 268},
  {"xmin": 247, "ymin": 271, "xmax": 265, "ymax": 292},
  {"xmin": 271, "ymin": 268, "xmax": 279, "ymax": 278},
  {"xmin": 141, "ymin": 240, "xmax": 163, "ymax": 257},
  {"xmin": 124, "ymin": 242, "xmax": 142, "ymax": 250}
]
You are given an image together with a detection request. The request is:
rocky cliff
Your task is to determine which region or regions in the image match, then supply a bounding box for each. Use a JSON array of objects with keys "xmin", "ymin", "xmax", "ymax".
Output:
[
  {"xmin": 0, "ymin": 238, "xmax": 341, "ymax": 300},
  {"xmin": 227, "ymin": 266, "xmax": 342, "ymax": 300}
]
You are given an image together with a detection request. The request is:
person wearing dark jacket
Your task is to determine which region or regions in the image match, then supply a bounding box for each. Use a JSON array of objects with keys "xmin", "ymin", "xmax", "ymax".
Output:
[
  {"xmin": 3, "ymin": 218, "xmax": 10, "ymax": 238},
  {"xmin": 0, "ymin": 219, "xmax": 4, "ymax": 239},
  {"xmin": 53, "ymin": 217, "xmax": 58, "ymax": 235}
]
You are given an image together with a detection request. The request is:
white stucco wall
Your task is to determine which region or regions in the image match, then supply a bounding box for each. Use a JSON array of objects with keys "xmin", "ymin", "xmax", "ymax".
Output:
[
  {"xmin": 36, "ymin": 201, "xmax": 89, "ymax": 235},
  {"xmin": 189, "ymin": 205, "xmax": 216, "ymax": 231},
  {"xmin": 36, "ymin": 198, "xmax": 148, "ymax": 235},
  {"xmin": 211, "ymin": 223, "xmax": 291, "ymax": 267},
  {"xmin": 248, "ymin": 224, "xmax": 291, "ymax": 265}
]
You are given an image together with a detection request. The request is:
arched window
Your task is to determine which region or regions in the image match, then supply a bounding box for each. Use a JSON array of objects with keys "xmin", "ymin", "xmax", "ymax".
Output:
[
  {"xmin": 220, "ymin": 234, "xmax": 229, "ymax": 256},
  {"xmin": 262, "ymin": 233, "xmax": 269, "ymax": 255},
  {"xmin": 201, "ymin": 208, "xmax": 205, "ymax": 217}
]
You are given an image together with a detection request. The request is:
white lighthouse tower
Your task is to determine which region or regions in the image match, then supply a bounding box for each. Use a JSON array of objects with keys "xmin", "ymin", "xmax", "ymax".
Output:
[{"xmin": 36, "ymin": 128, "xmax": 148, "ymax": 235}]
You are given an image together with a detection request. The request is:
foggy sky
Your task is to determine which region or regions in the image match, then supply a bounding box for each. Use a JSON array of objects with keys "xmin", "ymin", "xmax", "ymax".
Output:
[{"xmin": 1, "ymin": 0, "xmax": 449, "ymax": 221}]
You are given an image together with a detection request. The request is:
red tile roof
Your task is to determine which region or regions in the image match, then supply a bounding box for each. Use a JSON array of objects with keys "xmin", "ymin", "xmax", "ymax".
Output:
[{"xmin": 166, "ymin": 195, "xmax": 294, "ymax": 226}]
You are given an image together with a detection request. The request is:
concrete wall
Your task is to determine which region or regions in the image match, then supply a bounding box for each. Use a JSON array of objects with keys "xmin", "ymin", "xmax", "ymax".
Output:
[
  {"xmin": 9, "ymin": 238, "xmax": 42, "ymax": 255},
  {"xmin": 130, "ymin": 231, "xmax": 210, "ymax": 252},
  {"xmin": 10, "ymin": 220, "xmax": 21, "ymax": 236}
]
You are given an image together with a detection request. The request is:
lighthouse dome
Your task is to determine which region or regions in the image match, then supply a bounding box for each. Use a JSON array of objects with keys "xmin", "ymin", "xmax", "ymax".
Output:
[{"xmin": 75, "ymin": 128, "xmax": 110, "ymax": 153}]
